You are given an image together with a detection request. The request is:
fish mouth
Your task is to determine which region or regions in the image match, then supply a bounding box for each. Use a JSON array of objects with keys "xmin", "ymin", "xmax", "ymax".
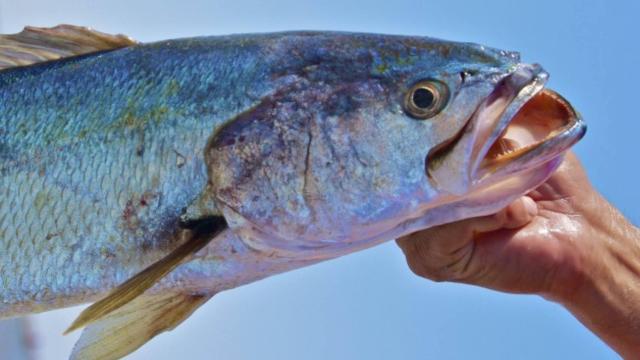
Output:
[
  {"xmin": 427, "ymin": 64, "xmax": 586, "ymax": 194},
  {"xmin": 471, "ymin": 70, "xmax": 585, "ymax": 185}
]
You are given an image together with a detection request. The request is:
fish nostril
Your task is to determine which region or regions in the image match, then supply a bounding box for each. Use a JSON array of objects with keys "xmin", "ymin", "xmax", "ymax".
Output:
[{"xmin": 459, "ymin": 69, "xmax": 480, "ymax": 84}]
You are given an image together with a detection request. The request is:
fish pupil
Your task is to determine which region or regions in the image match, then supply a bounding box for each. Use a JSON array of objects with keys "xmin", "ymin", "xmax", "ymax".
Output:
[{"xmin": 413, "ymin": 88, "xmax": 435, "ymax": 109}]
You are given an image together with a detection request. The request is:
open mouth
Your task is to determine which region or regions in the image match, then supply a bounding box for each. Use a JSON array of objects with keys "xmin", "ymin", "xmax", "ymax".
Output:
[
  {"xmin": 476, "ymin": 88, "xmax": 582, "ymax": 178},
  {"xmin": 426, "ymin": 64, "xmax": 586, "ymax": 194}
]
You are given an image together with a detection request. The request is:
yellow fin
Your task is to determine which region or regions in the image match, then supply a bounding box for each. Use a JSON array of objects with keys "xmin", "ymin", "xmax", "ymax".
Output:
[
  {"xmin": 69, "ymin": 292, "xmax": 213, "ymax": 360},
  {"xmin": 65, "ymin": 216, "xmax": 227, "ymax": 334},
  {"xmin": 0, "ymin": 24, "xmax": 138, "ymax": 70}
]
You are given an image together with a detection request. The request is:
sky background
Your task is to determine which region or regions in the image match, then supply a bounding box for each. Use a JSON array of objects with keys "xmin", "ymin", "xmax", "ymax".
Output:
[{"xmin": 0, "ymin": 0, "xmax": 636, "ymax": 358}]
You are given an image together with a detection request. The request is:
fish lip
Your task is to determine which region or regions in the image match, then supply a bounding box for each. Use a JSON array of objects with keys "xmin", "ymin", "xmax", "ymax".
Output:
[{"xmin": 469, "ymin": 66, "xmax": 586, "ymax": 185}]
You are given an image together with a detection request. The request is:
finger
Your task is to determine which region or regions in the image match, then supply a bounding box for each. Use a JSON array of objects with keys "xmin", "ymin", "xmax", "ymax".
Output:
[
  {"xmin": 396, "ymin": 196, "xmax": 537, "ymax": 281},
  {"xmin": 395, "ymin": 211, "xmax": 504, "ymax": 281},
  {"xmin": 397, "ymin": 196, "xmax": 537, "ymax": 253},
  {"xmin": 502, "ymin": 196, "xmax": 538, "ymax": 229}
]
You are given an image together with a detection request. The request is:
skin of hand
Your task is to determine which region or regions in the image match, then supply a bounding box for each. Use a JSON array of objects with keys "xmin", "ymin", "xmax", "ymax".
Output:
[{"xmin": 397, "ymin": 152, "xmax": 640, "ymax": 358}]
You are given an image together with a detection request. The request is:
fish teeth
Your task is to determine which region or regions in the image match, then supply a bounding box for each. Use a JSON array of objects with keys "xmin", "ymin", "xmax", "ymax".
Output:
[{"xmin": 493, "ymin": 137, "xmax": 520, "ymax": 158}]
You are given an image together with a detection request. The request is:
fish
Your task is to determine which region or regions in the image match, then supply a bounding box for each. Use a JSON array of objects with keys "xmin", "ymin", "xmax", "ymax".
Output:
[{"xmin": 0, "ymin": 25, "xmax": 586, "ymax": 359}]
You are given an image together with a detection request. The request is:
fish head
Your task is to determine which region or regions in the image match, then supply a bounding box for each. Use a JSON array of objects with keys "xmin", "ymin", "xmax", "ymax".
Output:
[{"xmin": 206, "ymin": 33, "xmax": 585, "ymax": 257}]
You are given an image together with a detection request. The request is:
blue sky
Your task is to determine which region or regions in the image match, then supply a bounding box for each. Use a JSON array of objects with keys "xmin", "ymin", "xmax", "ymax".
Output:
[{"xmin": 0, "ymin": 0, "xmax": 635, "ymax": 358}]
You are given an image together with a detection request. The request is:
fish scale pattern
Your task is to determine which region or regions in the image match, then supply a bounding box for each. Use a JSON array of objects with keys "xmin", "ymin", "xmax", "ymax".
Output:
[
  {"xmin": 0, "ymin": 111, "xmax": 207, "ymax": 308},
  {"xmin": 0, "ymin": 36, "xmax": 268, "ymax": 315}
]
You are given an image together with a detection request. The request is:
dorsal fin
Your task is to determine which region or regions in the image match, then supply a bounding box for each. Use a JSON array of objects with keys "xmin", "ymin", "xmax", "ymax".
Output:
[{"xmin": 0, "ymin": 24, "xmax": 138, "ymax": 70}]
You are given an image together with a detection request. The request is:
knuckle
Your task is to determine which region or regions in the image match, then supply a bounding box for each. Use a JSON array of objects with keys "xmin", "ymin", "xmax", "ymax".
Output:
[
  {"xmin": 426, "ymin": 268, "xmax": 451, "ymax": 282},
  {"xmin": 406, "ymin": 244, "xmax": 475, "ymax": 283},
  {"xmin": 404, "ymin": 254, "xmax": 453, "ymax": 282},
  {"xmin": 405, "ymin": 258, "xmax": 429, "ymax": 278},
  {"xmin": 399, "ymin": 233, "xmax": 477, "ymax": 283},
  {"xmin": 445, "ymin": 244, "xmax": 475, "ymax": 282}
]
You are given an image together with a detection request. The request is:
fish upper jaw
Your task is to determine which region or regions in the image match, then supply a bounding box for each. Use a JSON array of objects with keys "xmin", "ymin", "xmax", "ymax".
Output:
[{"xmin": 426, "ymin": 63, "xmax": 585, "ymax": 196}]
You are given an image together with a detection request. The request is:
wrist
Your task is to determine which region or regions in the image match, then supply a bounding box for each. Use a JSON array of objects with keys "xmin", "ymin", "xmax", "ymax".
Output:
[{"xmin": 548, "ymin": 198, "xmax": 640, "ymax": 357}]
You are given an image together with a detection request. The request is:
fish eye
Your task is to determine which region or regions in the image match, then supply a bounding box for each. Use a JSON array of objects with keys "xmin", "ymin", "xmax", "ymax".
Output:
[{"xmin": 404, "ymin": 80, "xmax": 449, "ymax": 119}]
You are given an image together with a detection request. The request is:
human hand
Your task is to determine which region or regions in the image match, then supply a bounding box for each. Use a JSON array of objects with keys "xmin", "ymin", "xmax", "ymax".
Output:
[{"xmin": 397, "ymin": 152, "xmax": 640, "ymax": 358}]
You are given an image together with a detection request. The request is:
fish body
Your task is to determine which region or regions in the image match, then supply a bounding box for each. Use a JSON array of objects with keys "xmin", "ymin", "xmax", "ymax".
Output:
[
  {"xmin": 1, "ymin": 34, "xmax": 277, "ymax": 314},
  {"xmin": 0, "ymin": 27, "xmax": 585, "ymax": 359}
]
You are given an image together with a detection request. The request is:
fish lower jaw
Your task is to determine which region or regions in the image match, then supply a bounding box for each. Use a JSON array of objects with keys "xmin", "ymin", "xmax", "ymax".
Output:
[
  {"xmin": 384, "ymin": 153, "xmax": 566, "ymax": 246},
  {"xmin": 465, "ymin": 154, "xmax": 564, "ymax": 207}
]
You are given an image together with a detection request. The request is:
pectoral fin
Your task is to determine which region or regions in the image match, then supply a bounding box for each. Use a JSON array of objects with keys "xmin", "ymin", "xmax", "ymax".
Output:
[
  {"xmin": 69, "ymin": 292, "xmax": 214, "ymax": 360},
  {"xmin": 66, "ymin": 216, "xmax": 227, "ymax": 334}
]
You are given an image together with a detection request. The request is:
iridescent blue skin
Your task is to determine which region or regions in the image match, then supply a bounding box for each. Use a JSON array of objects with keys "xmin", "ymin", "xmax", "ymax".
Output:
[{"xmin": 0, "ymin": 32, "xmax": 584, "ymax": 318}]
